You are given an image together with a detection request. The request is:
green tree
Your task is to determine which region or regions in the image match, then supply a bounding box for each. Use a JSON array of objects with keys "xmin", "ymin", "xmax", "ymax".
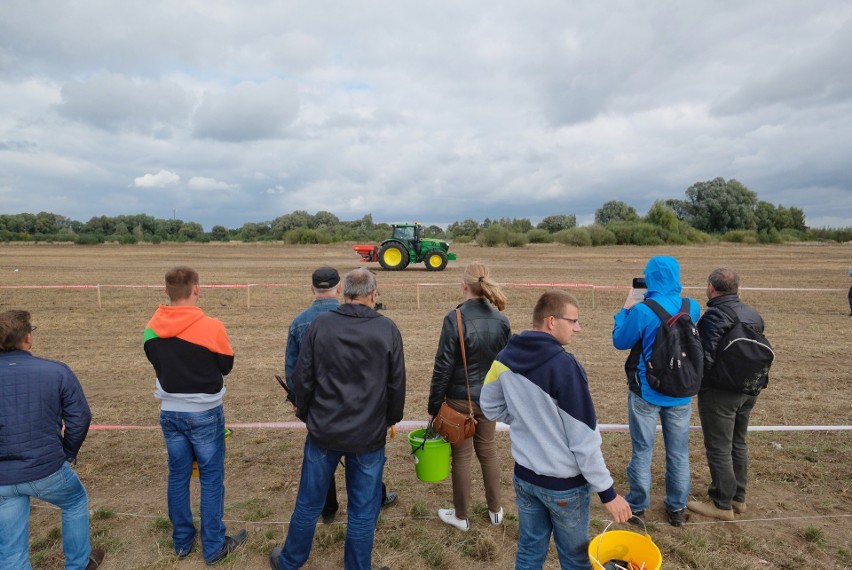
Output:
[
  {"xmin": 537, "ymin": 214, "xmax": 576, "ymax": 233},
  {"xmin": 682, "ymin": 177, "xmax": 758, "ymax": 233},
  {"xmin": 210, "ymin": 225, "xmax": 229, "ymax": 241},
  {"xmin": 447, "ymin": 219, "xmax": 480, "ymax": 238},
  {"xmin": 644, "ymin": 201, "xmax": 679, "ymax": 232},
  {"xmin": 422, "ymin": 225, "xmax": 445, "ymax": 237},
  {"xmin": 595, "ymin": 201, "xmax": 638, "ymax": 225}
]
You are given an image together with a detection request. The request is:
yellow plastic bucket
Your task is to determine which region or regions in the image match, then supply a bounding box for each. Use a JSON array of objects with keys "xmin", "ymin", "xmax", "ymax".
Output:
[
  {"xmin": 588, "ymin": 519, "xmax": 662, "ymax": 570},
  {"xmin": 192, "ymin": 427, "xmax": 231, "ymax": 478},
  {"xmin": 408, "ymin": 428, "xmax": 450, "ymax": 482}
]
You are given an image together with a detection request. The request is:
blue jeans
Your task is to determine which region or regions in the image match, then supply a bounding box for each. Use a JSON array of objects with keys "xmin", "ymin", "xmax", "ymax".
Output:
[
  {"xmin": 159, "ymin": 405, "xmax": 226, "ymax": 563},
  {"xmin": 513, "ymin": 476, "xmax": 592, "ymax": 570},
  {"xmin": 275, "ymin": 436, "xmax": 385, "ymax": 570},
  {"xmin": 0, "ymin": 462, "xmax": 91, "ymax": 570},
  {"xmin": 626, "ymin": 391, "xmax": 691, "ymax": 513}
]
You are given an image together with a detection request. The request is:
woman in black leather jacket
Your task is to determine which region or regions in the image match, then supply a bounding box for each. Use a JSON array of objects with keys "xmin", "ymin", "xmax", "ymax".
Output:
[{"xmin": 428, "ymin": 261, "xmax": 511, "ymax": 531}]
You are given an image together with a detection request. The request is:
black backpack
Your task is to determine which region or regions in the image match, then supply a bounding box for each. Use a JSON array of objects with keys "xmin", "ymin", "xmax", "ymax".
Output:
[
  {"xmin": 640, "ymin": 299, "xmax": 704, "ymax": 397},
  {"xmin": 705, "ymin": 304, "xmax": 774, "ymax": 395}
]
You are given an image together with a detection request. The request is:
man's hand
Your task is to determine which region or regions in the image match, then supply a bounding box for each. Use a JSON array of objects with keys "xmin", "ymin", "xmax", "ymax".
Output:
[
  {"xmin": 623, "ymin": 290, "xmax": 641, "ymax": 311},
  {"xmin": 603, "ymin": 494, "xmax": 632, "ymax": 524}
]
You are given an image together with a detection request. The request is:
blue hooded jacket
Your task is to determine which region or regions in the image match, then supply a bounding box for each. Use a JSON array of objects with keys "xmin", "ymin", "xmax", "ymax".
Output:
[{"xmin": 612, "ymin": 256, "xmax": 700, "ymax": 406}]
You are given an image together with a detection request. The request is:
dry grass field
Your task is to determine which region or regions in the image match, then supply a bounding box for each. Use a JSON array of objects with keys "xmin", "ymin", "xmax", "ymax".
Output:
[{"xmin": 1, "ymin": 241, "xmax": 851, "ymax": 569}]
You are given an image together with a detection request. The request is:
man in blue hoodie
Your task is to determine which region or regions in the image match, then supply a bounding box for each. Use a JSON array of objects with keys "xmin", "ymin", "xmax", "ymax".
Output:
[
  {"xmin": 481, "ymin": 291, "xmax": 631, "ymax": 569},
  {"xmin": 612, "ymin": 255, "xmax": 700, "ymax": 527}
]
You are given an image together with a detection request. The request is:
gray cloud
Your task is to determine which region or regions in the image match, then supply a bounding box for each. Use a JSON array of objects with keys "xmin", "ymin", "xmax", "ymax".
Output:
[
  {"xmin": 192, "ymin": 80, "xmax": 299, "ymax": 142},
  {"xmin": 56, "ymin": 74, "xmax": 191, "ymax": 134},
  {"xmin": 0, "ymin": 0, "xmax": 850, "ymax": 231}
]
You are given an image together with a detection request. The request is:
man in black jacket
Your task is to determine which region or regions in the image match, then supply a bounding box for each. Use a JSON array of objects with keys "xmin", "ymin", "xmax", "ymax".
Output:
[
  {"xmin": 0, "ymin": 310, "xmax": 104, "ymax": 569},
  {"xmin": 688, "ymin": 267, "xmax": 766, "ymax": 521},
  {"xmin": 270, "ymin": 268, "xmax": 405, "ymax": 570}
]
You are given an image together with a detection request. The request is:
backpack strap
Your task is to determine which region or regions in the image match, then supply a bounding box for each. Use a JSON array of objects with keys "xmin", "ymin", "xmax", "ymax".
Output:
[
  {"xmin": 642, "ymin": 298, "xmax": 669, "ymax": 321},
  {"xmin": 713, "ymin": 303, "xmax": 741, "ymax": 324},
  {"xmin": 643, "ymin": 298, "xmax": 689, "ymax": 322}
]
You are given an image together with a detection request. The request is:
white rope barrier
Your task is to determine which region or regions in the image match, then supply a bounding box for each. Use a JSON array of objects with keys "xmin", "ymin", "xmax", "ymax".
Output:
[{"xmin": 88, "ymin": 421, "xmax": 852, "ymax": 433}]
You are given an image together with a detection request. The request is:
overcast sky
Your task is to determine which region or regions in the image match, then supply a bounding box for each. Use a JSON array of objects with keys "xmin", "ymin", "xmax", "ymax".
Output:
[{"xmin": 2, "ymin": 1, "xmax": 851, "ymax": 231}]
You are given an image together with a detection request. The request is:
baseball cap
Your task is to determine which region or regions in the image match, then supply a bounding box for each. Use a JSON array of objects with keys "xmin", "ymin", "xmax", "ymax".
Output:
[{"xmin": 312, "ymin": 267, "xmax": 340, "ymax": 289}]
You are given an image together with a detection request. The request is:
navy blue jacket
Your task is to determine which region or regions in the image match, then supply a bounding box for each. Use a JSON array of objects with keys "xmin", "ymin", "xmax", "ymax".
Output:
[{"xmin": 0, "ymin": 350, "xmax": 91, "ymax": 485}]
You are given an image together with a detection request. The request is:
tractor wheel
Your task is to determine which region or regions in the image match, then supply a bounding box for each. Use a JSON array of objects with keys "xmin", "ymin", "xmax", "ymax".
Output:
[
  {"xmin": 378, "ymin": 243, "xmax": 410, "ymax": 270},
  {"xmin": 424, "ymin": 249, "xmax": 448, "ymax": 271}
]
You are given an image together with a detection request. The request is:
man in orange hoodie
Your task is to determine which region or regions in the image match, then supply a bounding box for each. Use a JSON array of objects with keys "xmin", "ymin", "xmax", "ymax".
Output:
[{"xmin": 144, "ymin": 266, "xmax": 247, "ymax": 565}]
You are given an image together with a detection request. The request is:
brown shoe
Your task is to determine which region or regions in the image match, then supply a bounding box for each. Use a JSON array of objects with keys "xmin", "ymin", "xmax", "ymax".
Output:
[
  {"xmin": 86, "ymin": 548, "xmax": 105, "ymax": 570},
  {"xmin": 732, "ymin": 500, "xmax": 747, "ymax": 514},
  {"xmin": 687, "ymin": 500, "xmax": 734, "ymax": 521}
]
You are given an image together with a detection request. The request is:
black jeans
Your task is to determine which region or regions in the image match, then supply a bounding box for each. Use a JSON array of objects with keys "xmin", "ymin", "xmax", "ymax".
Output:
[
  {"xmin": 322, "ymin": 468, "xmax": 388, "ymax": 517},
  {"xmin": 697, "ymin": 388, "xmax": 758, "ymax": 509}
]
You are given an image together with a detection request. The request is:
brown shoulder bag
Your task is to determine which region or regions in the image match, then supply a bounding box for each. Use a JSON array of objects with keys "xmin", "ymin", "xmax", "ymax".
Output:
[{"xmin": 431, "ymin": 308, "xmax": 477, "ymax": 447}]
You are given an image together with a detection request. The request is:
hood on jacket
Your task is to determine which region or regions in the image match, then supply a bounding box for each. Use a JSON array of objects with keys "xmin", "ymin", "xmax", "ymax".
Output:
[
  {"xmin": 144, "ymin": 305, "xmax": 233, "ymax": 356},
  {"xmin": 643, "ymin": 256, "xmax": 683, "ymax": 297},
  {"xmin": 145, "ymin": 305, "xmax": 206, "ymax": 340},
  {"xmin": 497, "ymin": 330, "xmax": 565, "ymax": 375}
]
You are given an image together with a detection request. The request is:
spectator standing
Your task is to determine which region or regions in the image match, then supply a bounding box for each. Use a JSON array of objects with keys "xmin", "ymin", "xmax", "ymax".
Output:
[
  {"xmin": 611, "ymin": 256, "xmax": 700, "ymax": 527},
  {"xmin": 428, "ymin": 261, "xmax": 510, "ymax": 531},
  {"xmin": 847, "ymin": 281, "xmax": 851, "ymax": 316},
  {"xmin": 143, "ymin": 266, "xmax": 247, "ymax": 564},
  {"xmin": 688, "ymin": 268, "xmax": 767, "ymax": 520},
  {"xmin": 284, "ymin": 266, "xmax": 397, "ymax": 525},
  {"xmin": 270, "ymin": 268, "xmax": 404, "ymax": 570},
  {"xmin": 0, "ymin": 310, "xmax": 105, "ymax": 570},
  {"xmin": 481, "ymin": 291, "xmax": 631, "ymax": 569}
]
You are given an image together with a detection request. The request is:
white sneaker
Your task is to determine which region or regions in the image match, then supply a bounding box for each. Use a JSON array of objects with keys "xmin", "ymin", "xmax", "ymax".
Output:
[
  {"xmin": 438, "ymin": 508, "xmax": 470, "ymax": 531},
  {"xmin": 489, "ymin": 507, "xmax": 504, "ymax": 525}
]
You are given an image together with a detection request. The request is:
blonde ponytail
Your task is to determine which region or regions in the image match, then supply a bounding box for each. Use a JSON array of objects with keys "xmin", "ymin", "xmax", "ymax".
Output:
[{"xmin": 463, "ymin": 261, "xmax": 506, "ymax": 311}]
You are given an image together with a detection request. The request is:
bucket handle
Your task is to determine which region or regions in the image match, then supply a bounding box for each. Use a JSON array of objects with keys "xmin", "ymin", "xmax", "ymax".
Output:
[
  {"xmin": 590, "ymin": 517, "xmax": 652, "ymax": 570},
  {"xmin": 410, "ymin": 420, "xmax": 434, "ymax": 456}
]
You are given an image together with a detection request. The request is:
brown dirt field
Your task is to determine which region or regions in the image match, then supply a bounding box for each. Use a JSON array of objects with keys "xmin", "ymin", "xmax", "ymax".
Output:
[{"xmin": 1, "ymin": 241, "xmax": 851, "ymax": 569}]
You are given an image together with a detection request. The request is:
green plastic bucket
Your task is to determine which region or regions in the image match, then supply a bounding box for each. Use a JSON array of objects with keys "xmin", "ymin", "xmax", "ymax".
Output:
[{"xmin": 408, "ymin": 428, "xmax": 450, "ymax": 482}]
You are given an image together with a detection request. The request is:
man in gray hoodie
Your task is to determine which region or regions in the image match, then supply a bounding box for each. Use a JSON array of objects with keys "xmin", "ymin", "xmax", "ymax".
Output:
[{"xmin": 481, "ymin": 291, "xmax": 631, "ymax": 570}]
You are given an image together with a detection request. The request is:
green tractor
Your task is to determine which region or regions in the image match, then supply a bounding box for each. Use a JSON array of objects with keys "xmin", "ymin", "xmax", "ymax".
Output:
[{"xmin": 353, "ymin": 222, "xmax": 457, "ymax": 271}]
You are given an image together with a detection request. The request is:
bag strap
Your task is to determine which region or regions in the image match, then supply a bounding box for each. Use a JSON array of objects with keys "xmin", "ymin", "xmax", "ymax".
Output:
[
  {"xmin": 455, "ymin": 308, "xmax": 475, "ymax": 417},
  {"xmin": 644, "ymin": 298, "xmax": 689, "ymax": 323},
  {"xmin": 713, "ymin": 303, "xmax": 741, "ymax": 324}
]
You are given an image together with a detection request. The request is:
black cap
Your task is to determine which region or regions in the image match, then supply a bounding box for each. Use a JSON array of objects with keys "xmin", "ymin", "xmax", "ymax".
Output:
[{"xmin": 312, "ymin": 266, "xmax": 340, "ymax": 289}]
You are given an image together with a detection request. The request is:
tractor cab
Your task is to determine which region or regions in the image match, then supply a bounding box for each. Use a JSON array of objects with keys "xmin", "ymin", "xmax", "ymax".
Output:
[{"xmin": 392, "ymin": 224, "xmax": 417, "ymax": 242}]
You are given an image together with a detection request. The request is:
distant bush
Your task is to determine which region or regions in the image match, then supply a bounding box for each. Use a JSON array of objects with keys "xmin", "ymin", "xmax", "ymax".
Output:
[
  {"xmin": 586, "ymin": 224, "xmax": 617, "ymax": 246},
  {"xmin": 722, "ymin": 230, "xmax": 758, "ymax": 243},
  {"xmin": 74, "ymin": 234, "xmax": 104, "ymax": 245},
  {"xmin": 779, "ymin": 228, "xmax": 806, "ymax": 242},
  {"xmin": 526, "ymin": 228, "xmax": 552, "ymax": 243},
  {"xmin": 680, "ymin": 225, "xmax": 712, "ymax": 243},
  {"xmin": 453, "ymin": 235, "xmax": 473, "ymax": 244},
  {"xmin": 553, "ymin": 227, "xmax": 592, "ymax": 246},
  {"xmin": 285, "ymin": 228, "xmax": 331, "ymax": 244},
  {"xmin": 805, "ymin": 227, "xmax": 852, "ymax": 242},
  {"xmin": 477, "ymin": 225, "xmax": 508, "ymax": 247},
  {"xmin": 506, "ymin": 232, "xmax": 528, "ymax": 247},
  {"xmin": 757, "ymin": 228, "xmax": 782, "ymax": 244}
]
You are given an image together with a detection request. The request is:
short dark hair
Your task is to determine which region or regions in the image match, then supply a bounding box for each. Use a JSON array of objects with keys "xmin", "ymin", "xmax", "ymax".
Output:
[
  {"xmin": 165, "ymin": 266, "xmax": 199, "ymax": 302},
  {"xmin": 708, "ymin": 267, "xmax": 739, "ymax": 295},
  {"xmin": 0, "ymin": 310, "xmax": 32, "ymax": 351},
  {"xmin": 533, "ymin": 291, "xmax": 578, "ymax": 328}
]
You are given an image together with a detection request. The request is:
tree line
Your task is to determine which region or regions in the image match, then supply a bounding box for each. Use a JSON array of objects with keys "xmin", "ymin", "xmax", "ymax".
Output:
[{"xmin": 2, "ymin": 178, "xmax": 850, "ymax": 246}]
